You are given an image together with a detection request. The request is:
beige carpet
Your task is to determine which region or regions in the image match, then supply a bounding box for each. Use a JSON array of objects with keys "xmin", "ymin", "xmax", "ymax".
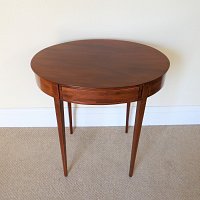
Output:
[{"xmin": 0, "ymin": 126, "xmax": 200, "ymax": 200}]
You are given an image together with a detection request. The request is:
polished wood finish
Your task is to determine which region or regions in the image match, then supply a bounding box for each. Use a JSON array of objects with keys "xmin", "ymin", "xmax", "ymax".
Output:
[
  {"xmin": 147, "ymin": 76, "xmax": 164, "ymax": 97},
  {"xmin": 68, "ymin": 102, "xmax": 73, "ymax": 134},
  {"xmin": 125, "ymin": 102, "xmax": 131, "ymax": 133},
  {"xmin": 129, "ymin": 98, "xmax": 147, "ymax": 177},
  {"xmin": 31, "ymin": 39, "xmax": 170, "ymax": 176},
  {"xmin": 60, "ymin": 86, "xmax": 140, "ymax": 105},
  {"xmin": 54, "ymin": 97, "xmax": 68, "ymax": 176},
  {"xmin": 31, "ymin": 39, "xmax": 169, "ymax": 89},
  {"xmin": 35, "ymin": 75, "xmax": 58, "ymax": 97},
  {"xmin": 34, "ymin": 67, "xmax": 164, "ymax": 106}
]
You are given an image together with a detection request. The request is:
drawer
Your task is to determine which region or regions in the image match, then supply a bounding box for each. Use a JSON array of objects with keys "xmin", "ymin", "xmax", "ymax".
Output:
[{"xmin": 60, "ymin": 86, "xmax": 140, "ymax": 105}]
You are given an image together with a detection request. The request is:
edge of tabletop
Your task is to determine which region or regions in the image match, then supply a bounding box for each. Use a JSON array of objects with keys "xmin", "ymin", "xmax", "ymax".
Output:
[
  {"xmin": 31, "ymin": 39, "xmax": 170, "ymax": 91},
  {"xmin": 34, "ymin": 73, "xmax": 166, "ymax": 91}
]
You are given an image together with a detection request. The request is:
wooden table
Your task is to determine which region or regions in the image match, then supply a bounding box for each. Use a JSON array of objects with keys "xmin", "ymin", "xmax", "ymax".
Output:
[{"xmin": 31, "ymin": 39, "xmax": 170, "ymax": 177}]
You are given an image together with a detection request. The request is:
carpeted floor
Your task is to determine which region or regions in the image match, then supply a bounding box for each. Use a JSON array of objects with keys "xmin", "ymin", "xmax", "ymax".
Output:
[{"xmin": 0, "ymin": 126, "xmax": 200, "ymax": 200}]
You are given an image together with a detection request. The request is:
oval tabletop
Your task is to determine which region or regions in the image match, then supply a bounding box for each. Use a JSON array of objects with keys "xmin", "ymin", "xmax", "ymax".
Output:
[{"xmin": 31, "ymin": 39, "xmax": 170, "ymax": 89}]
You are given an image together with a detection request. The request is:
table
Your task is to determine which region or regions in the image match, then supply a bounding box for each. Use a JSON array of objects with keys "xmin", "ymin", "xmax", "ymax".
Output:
[{"xmin": 31, "ymin": 39, "xmax": 170, "ymax": 177}]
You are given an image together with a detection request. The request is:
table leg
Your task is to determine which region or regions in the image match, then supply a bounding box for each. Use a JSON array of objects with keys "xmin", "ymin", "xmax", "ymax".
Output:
[
  {"xmin": 129, "ymin": 98, "xmax": 147, "ymax": 177},
  {"xmin": 54, "ymin": 98, "xmax": 68, "ymax": 176},
  {"xmin": 125, "ymin": 102, "xmax": 131, "ymax": 133},
  {"xmin": 68, "ymin": 102, "xmax": 73, "ymax": 134}
]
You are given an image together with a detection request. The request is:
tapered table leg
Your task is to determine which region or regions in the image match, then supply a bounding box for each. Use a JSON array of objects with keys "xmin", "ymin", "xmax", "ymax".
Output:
[
  {"xmin": 125, "ymin": 102, "xmax": 131, "ymax": 133},
  {"xmin": 54, "ymin": 98, "xmax": 68, "ymax": 176},
  {"xmin": 68, "ymin": 102, "xmax": 73, "ymax": 134},
  {"xmin": 129, "ymin": 98, "xmax": 147, "ymax": 177}
]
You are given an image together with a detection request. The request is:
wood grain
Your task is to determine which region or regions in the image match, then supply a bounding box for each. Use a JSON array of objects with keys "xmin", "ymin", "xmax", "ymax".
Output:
[
  {"xmin": 54, "ymin": 97, "xmax": 68, "ymax": 176},
  {"xmin": 129, "ymin": 98, "xmax": 147, "ymax": 177},
  {"xmin": 60, "ymin": 86, "xmax": 140, "ymax": 105},
  {"xmin": 35, "ymin": 75, "xmax": 58, "ymax": 97},
  {"xmin": 31, "ymin": 39, "xmax": 170, "ymax": 177},
  {"xmin": 125, "ymin": 102, "xmax": 131, "ymax": 133},
  {"xmin": 31, "ymin": 39, "xmax": 169, "ymax": 89},
  {"xmin": 68, "ymin": 102, "xmax": 73, "ymax": 134}
]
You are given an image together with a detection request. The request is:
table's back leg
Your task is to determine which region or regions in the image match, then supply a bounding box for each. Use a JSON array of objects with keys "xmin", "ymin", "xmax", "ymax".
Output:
[
  {"xmin": 129, "ymin": 98, "xmax": 147, "ymax": 177},
  {"xmin": 68, "ymin": 102, "xmax": 73, "ymax": 134},
  {"xmin": 54, "ymin": 98, "xmax": 68, "ymax": 176},
  {"xmin": 125, "ymin": 102, "xmax": 131, "ymax": 133}
]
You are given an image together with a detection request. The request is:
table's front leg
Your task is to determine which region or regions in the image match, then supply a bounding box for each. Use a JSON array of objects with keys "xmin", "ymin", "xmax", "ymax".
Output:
[
  {"xmin": 54, "ymin": 97, "xmax": 68, "ymax": 176},
  {"xmin": 129, "ymin": 97, "xmax": 147, "ymax": 177}
]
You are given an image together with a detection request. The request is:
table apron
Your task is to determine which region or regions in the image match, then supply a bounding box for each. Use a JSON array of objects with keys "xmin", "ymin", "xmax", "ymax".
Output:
[
  {"xmin": 35, "ymin": 75, "xmax": 164, "ymax": 104},
  {"xmin": 60, "ymin": 86, "xmax": 140, "ymax": 105}
]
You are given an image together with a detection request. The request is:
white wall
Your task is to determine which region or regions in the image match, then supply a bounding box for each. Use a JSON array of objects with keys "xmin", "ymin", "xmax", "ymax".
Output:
[{"xmin": 0, "ymin": 0, "xmax": 200, "ymax": 126}]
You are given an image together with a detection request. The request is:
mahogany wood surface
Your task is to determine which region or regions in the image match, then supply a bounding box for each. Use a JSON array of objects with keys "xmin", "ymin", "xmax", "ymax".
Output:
[
  {"xmin": 54, "ymin": 97, "xmax": 68, "ymax": 176},
  {"xmin": 125, "ymin": 102, "xmax": 131, "ymax": 133},
  {"xmin": 129, "ymin": 97, "xmax": 147, "ymax": 177},
  {"xmin": 32, "ymin": 39, "xmax": 169, "ymax": 89},
  {"xmin": 31, "ymin": 39, "xmax": 170, "ymax": 177},
  {"xmin": 67, "ymin": 102, "xmax": 73, "ymax": 134},
  {"xmin": 60, "ymin": 86, "xmax": 140, "ymax": 105}
]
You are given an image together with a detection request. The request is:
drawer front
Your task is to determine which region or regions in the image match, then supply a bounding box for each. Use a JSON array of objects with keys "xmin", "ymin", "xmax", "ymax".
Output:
[{"xmin": 60, "ymin": 86, "xmax": 140, "ymax": 105}]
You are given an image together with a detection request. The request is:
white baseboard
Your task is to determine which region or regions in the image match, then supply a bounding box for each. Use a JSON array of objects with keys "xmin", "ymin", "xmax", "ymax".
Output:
[{"xmin": 0, "ymin": 106, "xmax": 200, "ymax": 127}]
